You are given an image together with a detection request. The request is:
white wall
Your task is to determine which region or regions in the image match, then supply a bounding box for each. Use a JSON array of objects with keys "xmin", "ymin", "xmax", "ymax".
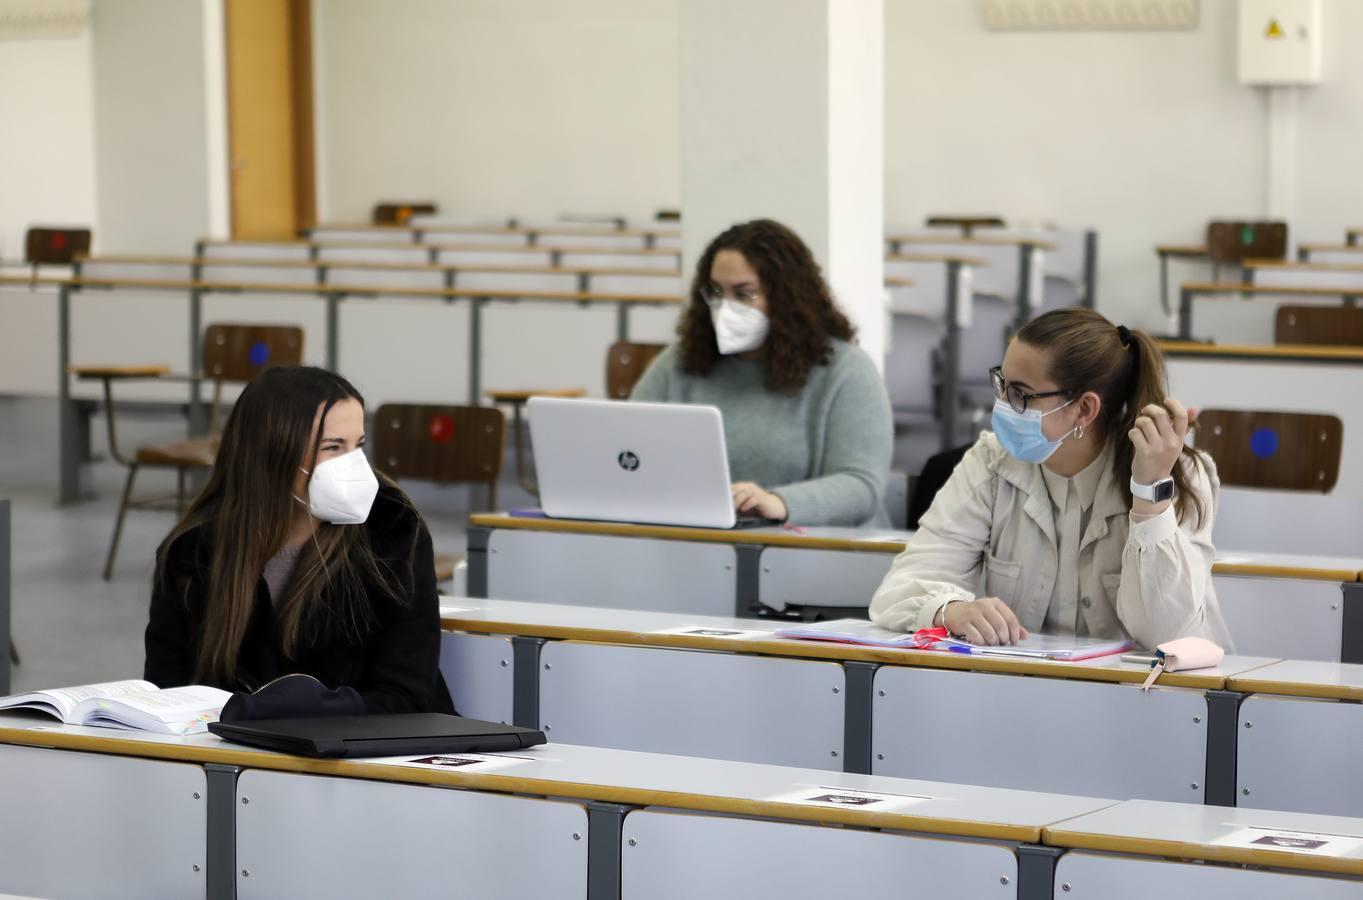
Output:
[
  {"xmin": 885, "ymin": 0, "xmax": 1266, "ymax": 332},
  {"xmin": 314, "ymin": 0, "xmax": 680, "ymax": 224},
  {"xmin": 90, "ymin": 0, "xmax": 217, "ymax": 254},
  {"xmin": 0, "ymin": 23, "xmax": 97, "ymax": 262}
]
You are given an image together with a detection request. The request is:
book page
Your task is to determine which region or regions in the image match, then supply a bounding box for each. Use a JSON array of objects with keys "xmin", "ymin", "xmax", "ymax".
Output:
[
  {"xmin": 78, "ymin": 685, "xmax": 232, "ymax": 735},
  {"xmin": 0, "ymin": 679, "xmax": 156, "ymax": 722}
]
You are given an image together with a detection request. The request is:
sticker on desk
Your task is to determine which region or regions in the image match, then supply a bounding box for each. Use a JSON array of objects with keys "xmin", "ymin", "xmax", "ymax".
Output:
[
  {"xmin": 1215, "ymin": 826, "xmax": 1363, "ymax": 856},
  {"xmin": 650, "ymin": 625, "xmax": 770, "ymax": 640},
  {"xmin": 768, "ymin": 786, "xmax": 930, "ymax": 811},
  {"xmin": 383, "ymin": 752, "xmax": 538, "ymax": 773}
]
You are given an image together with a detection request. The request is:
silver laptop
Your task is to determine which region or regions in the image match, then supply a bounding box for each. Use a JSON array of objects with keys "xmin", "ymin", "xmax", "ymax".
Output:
[{"xmin": 527, "ymin": 396, "xmax": 741, "ymax": 528}]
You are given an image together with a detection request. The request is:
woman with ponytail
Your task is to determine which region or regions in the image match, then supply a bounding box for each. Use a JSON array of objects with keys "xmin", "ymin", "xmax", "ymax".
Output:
[
  {"xmin": 870, "ymin": 308, "xmax": 1231, "ymax": 650},
  {"xmin": 144, "ymin": 366, "xmax": 454, "ymax": 714}
]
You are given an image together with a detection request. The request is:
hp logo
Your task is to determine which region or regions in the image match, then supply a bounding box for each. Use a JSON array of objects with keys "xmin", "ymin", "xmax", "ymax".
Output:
[{"xmin": 617, "ymin": 451, "xmax": 641, "ymax": 472}]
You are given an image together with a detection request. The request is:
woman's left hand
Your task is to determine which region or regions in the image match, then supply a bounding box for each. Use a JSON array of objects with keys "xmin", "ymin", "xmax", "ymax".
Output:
[
  {"xmin": 1129, "ymin": 397, "xmax": 1189, "ymax": 485},
  {"xmin": 731, "ymin": 482, "xmax": 788, "ymax": 522}
]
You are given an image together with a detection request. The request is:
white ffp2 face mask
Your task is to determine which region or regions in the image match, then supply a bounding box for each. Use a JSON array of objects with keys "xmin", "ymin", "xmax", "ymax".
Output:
[
  {"xmin": 710, "ymin": 299, "xmax": 770, "ymax": 355},
  {"xmin": 299, "ymin": 447, "xmax": 379, "ymax": 525}
]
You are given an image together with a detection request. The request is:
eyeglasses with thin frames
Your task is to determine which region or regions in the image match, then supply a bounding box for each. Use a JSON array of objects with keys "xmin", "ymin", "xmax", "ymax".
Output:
[{"xmin": 990, "ymin": 366, "xmax": 1071, "ymax": 414}]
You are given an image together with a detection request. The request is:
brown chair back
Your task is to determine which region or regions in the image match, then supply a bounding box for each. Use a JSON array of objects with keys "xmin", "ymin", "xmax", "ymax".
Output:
[
  {"xmin": 1274, "ymin": 305, "xmax": 1363, "ymax": 347},
  {"xmin": 372, "ymin": 405, "xmax": 506, "ymax": 493},
  {"xmin": 201, "ymin": 324, "xmax": 305, "ymax": 384},
  {"xmin": 1205, "ymin": 221, "xmax": 1288, "ymax": 265},
  {"xmin": 605, "ymin": 341, "xmax": 667, "ymax": 399},
  {"xmin": 1193, "ymin": 410, "xmax": 1342, "ymax": 493},
  {"xmin": 26, "ymin": 227, "xmax": 91, "ymax": 264},
  {"xmin": 373, "ymin": 203, "xmax": 437, "ymax": 225}
]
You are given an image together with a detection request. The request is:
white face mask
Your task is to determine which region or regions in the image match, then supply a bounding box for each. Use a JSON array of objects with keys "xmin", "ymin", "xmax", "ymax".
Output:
[
  {"xmin": 298, "ymin": 447, "xmax": 379, "ymax": 525},
  {"xmin": 710, "ymin": 298, "xmax": 770, "ymax": 355}
]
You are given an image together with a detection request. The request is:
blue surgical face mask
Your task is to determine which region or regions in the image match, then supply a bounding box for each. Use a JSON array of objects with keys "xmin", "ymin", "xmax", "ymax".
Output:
[{"xmin": 991, "ymin": 397, "xmax": 1078, "ymax": 464}]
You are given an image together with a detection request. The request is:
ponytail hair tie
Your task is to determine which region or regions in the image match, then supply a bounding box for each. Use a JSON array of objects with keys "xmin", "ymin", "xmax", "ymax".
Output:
[{"xmin": 1116, "ymin": 324, "xmax": 1133, "ymax": 347}]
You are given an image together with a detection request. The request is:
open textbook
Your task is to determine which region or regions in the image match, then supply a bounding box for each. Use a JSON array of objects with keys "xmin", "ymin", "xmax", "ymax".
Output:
[
  {"xmin": 0, "ymin": 679, "xmax": 231, "ymax": 735},
  {"xmin": 776, "ymin": 619, "xmax": 1133, "ymax": 661}
]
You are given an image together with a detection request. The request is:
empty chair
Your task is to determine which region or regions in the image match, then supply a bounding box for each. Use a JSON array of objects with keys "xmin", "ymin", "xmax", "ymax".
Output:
[
  {"xmin": 1206, "ymin": 220, "xmax": 1288, "ymax": 266},
  {"xmin": 417, "ymin": 227, "xmax": 531, "ymax": 247},
  {"xmin": 75, "ymin": 324, "xmax": 305, "ymax": 579},
  {"xmin": 605, "ymin": 341, "xmax": 667, "ymax": 399},
  {"xmin": 309, "ymin": 226, "xmax": 416, "ymax": 244},
  {"xmin": 26, "ymin": 226, "xmax": 91, "ymax": 268},
  {"xmin": 1275, "ymin": 305, "xmax": 1363, "ymax": 346},
  {"xmin": 536, "ymin": 231, "xmax": 650, "ymax": 250},
  {"xmin": 372, "ymin": 202, "xmax": 436, "ymax": 225},
  {"xmin": 1192, "ymin": 410, "xmax": 1342, "ymax": 493},
  {"xmin": 371, "ymin": 404, "xmax": 507, "ymax": 579}
]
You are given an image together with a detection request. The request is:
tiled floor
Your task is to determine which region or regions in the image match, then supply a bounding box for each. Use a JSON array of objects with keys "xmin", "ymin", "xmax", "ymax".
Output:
[{"xmin": 0, "ymin": 394, "xmax": 946, "ymax": 695}]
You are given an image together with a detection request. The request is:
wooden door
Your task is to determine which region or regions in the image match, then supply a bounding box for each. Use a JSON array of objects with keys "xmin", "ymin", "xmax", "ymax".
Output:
[{"xmin": 225, "ymin": 0, "xmax": 315, "ymax": 239}]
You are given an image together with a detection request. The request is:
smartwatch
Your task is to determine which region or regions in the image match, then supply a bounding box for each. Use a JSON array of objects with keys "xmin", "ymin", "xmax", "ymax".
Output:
[{"xmin": 1130, "ymin": 476, "xmax": 1175, "ymax": 503}]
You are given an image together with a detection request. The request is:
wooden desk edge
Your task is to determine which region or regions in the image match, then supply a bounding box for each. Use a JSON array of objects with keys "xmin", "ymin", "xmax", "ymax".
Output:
[
  {"xmin": 467, "ymin": 514, "xmax": 909, "ymax": 553},
  {"xmin": 1224, "ymin": 675, "xmax": 1363, "ymax": 701},
  {"xmin": 1211, "ymin": 562, "xmax": 1362, "ymax": 583},
  {"xmin": 1154, "ymin": 244, "xmax": 1209, "ymax": 258},
  {"xmin": 1041, "ymin": 827, "xmax": 1363, "ymax": 877},
  {"xmin": 0, "ymin": 725, "xmax": 1046, "ymax": 842},
  {"xmin": 439, "ymin": 618, "xmax": 1230, "ymax": 689},
  {"xmin": 1160, "ymin": 341, "xmax": 1363, "ymax": 363}
]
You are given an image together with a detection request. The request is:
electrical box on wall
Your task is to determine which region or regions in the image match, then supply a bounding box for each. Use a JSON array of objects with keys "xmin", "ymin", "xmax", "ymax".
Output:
[{"xmin": 1238, "ymin": 0, "xmax": 1323, "ymax": 85}]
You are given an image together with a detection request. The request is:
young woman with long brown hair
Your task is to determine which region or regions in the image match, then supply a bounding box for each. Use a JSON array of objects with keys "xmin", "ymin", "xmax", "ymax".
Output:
[
  {"xmin": 144, "ymin": 366, "xmax": 453, "ymax": 714},
  {"xmin": 870, "ymin": 308, "xmax": 1232, "ymax": 650},
  {"xmin": 631, "ymin": 219, "xmax": 893, "ymax": 527}
]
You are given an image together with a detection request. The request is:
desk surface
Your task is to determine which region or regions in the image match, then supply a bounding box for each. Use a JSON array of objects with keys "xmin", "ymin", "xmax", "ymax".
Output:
[
  {"xmin": 1044, "ymin": 798, "xmax": 1363, "ymax": 877},
  {"xmin": 79, "ymin": 254, "xmax": 682, "ymax": 278},
  {"xmin": 1227, "ymin": 659, "xmax": 1363, "ymax": 701},
  {"xmin": 472, "ymin": 513, "xmax": 1361, "ymax": 583},
  {"xmin": 197, "ymin": 238, "xmax": 684, "ymax": 257},
  {"xmin": 885, "ymin": 234, "xmax": 1058, "ymax": 251},
  {"xmin": 1301, "ymin": 243, "xmax": 1363, "ymax": 255},
  {"xmin": 310, "ymin": 223, "xmax": 682, "ymax": 239},
  {"xmin": 440, "ymin": 597, "xmax": 1279, "ymax": 690},
  {"xmin": 0, "ymin": 275, "xmax": 682, "ymax": 305},
  {"xmin": 0, "ymin": 713, "xmax": 1112, "ymax": 843},
  {"xmin": 469, "ymin": 513, "xmax": 913, "ymax": 552},
  {"xmin": 1212, "ymin": 552, "xmax": 1363, "ymax": 583},
  {"xmin": 1155, "ymin": 244, "xmax": 1210, "ymax": 258},
  {"xmin": 1161, "ymin": 341, "xmax": 1363, "ymax": 364},
  {"xmin": 1182, "ymin": 281, "xmax": 1363, "ymax": 298},
  {"xmin": 1244, "ymin": 259, "xmax": 1363, "ymax": 273},
  {"xmin": 884, "ymin": 251, "xmax": 989, "ymax": 267}
]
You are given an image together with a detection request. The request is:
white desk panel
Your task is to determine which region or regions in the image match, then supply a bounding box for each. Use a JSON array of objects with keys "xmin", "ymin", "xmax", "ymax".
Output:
[{"xmin": 1054, "ymin": 850, "xmax": 1363, "ymax": 898}]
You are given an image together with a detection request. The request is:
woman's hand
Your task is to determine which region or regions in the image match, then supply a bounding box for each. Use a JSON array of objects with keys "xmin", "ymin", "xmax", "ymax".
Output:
[
  {"xmin": 941, "ymin": 597, "xmax": 1027, "ymax": 646},
  {"xmin": 1129, "ymin": 397, "xmax": 1189, "ymax": 485},
  {"xmin": 731, "ymin": 482, "xmax": 788, "ymax": 522}
]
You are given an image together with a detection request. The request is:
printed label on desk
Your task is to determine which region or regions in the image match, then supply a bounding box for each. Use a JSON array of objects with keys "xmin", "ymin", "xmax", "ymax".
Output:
[
  {"xmin": 768, "ymin": 785, "xmax": 931, "ymax": 811},
  {"xmin": 649, "ymin": 625, "xmax": 771, "ymax": 640},
  {"xmin": 379, "ymin": 752, "xmax": 539, "ymax": 773},
  {"xmin": 1215, "ymin": 825, "xmax": 1363, "ymax": 856}
]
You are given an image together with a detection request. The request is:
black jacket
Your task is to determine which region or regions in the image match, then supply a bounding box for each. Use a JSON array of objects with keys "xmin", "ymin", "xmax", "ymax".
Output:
[{"xmin": 144, "ymin": 485, "xmax": 454, "ymax": 715}]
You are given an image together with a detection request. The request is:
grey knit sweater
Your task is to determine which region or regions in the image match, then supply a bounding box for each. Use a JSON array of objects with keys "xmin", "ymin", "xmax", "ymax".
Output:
[{"xmin": 630, "ymin": 339, "xmax": 892, "ymax": 527}]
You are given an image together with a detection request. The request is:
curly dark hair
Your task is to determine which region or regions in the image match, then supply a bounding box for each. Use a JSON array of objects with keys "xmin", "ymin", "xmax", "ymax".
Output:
[{"xmin": 678, "ymin": 219, "xmax": 855, "ymax": 392}]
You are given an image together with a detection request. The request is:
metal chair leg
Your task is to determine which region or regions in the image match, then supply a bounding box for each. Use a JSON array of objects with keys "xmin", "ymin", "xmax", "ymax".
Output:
[
  {"xmin": 103, "ymin": 463, "xmax": 139, "ymax": 581},
  {"xmin": 487, "ymin": 479, "xmax": 498, "ymax": 512},
  {"xmin": 176, "ymin": 467, "xmax": 187, "ymax": 513}
]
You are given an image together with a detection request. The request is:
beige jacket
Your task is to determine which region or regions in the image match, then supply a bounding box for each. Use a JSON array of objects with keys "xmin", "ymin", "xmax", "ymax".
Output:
[{"xmin": 869, "ymin": 432, "xmax": 1234, "ymax": 650}]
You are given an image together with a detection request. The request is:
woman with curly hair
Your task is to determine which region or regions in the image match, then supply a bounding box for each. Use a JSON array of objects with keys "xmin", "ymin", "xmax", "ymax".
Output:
[{"xmin": 631, "ymin": 219, "xmax": 892, "ymax": 527}]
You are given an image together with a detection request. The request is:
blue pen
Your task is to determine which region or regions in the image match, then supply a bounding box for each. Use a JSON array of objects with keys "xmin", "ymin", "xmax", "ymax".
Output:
[{"xmin": 946, "ymin": 645, "xmax": 973, "ymax": 654}]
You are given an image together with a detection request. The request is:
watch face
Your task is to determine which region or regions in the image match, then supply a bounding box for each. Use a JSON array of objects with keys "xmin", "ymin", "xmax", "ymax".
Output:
[{"xmin": 1153, "ymin": 479, "xmax": 1175, "ymax": 502}]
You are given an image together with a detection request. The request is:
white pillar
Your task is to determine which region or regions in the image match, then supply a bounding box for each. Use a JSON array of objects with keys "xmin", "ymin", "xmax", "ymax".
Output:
[{"xmin": 679, "ymin": 0, "xmax": 885, "ymax": 365}]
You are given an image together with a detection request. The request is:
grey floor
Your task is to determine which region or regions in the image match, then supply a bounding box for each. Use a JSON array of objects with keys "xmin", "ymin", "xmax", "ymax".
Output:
[{"xmin": 0, "ymin": 394, "xmax": 945, "ymax": 695}]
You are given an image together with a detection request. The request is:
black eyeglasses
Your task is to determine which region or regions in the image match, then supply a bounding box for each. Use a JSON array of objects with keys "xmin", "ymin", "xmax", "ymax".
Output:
[{"xmin": 990, "ymin": 366, "xmax": 1071, "ymax": 414}]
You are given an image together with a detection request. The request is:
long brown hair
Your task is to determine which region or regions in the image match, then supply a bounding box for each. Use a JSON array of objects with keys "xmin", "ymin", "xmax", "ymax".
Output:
[
  {"xmin": 678, "ymin": 219, "xmax": 855, "ymax": 392},
  {"xmin": 1016, "ymin": 308, "xmax": 1207, "ymax": 527},
  {"xmin": 155, "ymin": 366, "xmax": 404, "ymax": 685}
]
